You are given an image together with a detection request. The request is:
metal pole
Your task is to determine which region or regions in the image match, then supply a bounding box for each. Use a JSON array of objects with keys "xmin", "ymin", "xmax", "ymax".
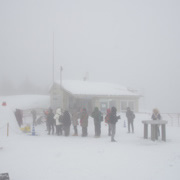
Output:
[
  {"xmin": 53, "ymin": 32, "xmax": 55, "ymax": 84},
  {"xmin": 60, "ymin": 66, "xmax": 63, "ymax": 109},
  {"xmin": 7, "ymin": 123, "xmax": 9, "ymax": 137}
]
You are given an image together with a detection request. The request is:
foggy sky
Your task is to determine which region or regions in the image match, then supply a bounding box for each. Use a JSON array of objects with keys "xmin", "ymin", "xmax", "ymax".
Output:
[{"xmin": 0, "ymin": 0, "xmax": 180, "ymax": 113}]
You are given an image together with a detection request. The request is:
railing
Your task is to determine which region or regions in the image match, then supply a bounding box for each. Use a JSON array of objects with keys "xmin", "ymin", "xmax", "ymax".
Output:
[{"xmin": 138, "ymin": 112, "xmax": 180, "ymax": 127}]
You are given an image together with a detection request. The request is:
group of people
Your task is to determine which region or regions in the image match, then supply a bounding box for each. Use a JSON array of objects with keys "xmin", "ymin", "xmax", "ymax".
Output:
[
  {"xmin": 43, "ymin": 106, "xmax": 161, "ymax": 142},
  {"xmin": 43, "ymin": 106, "xmax": 136, "ymax": 142}
]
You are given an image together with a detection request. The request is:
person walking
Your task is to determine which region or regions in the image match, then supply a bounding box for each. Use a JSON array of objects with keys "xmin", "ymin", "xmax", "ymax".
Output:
[
  {"xmin": 80, "ymin": 108, "xmax": 89, "ymax": 137},
  {"xmin": 54, "ymin": 108, "xmax": 63, "ymax": 136},
  {"xmin": 109, "ymin": 106, "xmax": 120, "ymax": 142},
  {"xmin": 105, "ymin": 108, "xmax": 111, "ymax": 136},
  {"xmin": 47, "ymin": 108, "xmax": 55, "ymax": 135},
  {"xmin": 71, "ymin": 110, "xmax": 80, "ymax": 136},
  {"xmin": 126, "ymin": 107, "xmax": 135, "ymax": 133},
  {"xmin": 91, "ymin": 107, "xmax": 103, "ymax": 137},
  {"xmin": 62, "ymin": 110, "xmax": 71, "ymax": 136}
]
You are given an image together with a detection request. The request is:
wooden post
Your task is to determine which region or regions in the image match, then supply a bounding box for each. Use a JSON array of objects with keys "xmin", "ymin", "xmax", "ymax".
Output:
[
  {"xmin": 161, "ymin": 124, "xmax": 166, "ymax": 141},
  {"xmin": 7, "ymin": 123, "xmax": 9, "ymax": 137},
  {"xmin": 144, "ymin": 124, "xmax": 148, "ymax": 139},
  {"xmin": 151, "ymin": 125, "xmax": 155, "ymax": 141},
  {"xmin": 155, "ymin": 125, "xmax": 158, "ymax": 140}
]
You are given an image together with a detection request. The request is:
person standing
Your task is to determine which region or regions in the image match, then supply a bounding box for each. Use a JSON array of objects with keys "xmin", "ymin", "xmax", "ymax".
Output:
[
  {"xmin": 151, "ymin": 108, "xmax": 161, "ymax": 136},
  {"xmin": 54, "ymin": 108, "xmax": 63, "ymax": 136},
  {"xmin": 80, "ymin": 108, "xmax": 89, "ymax": 137},
  {"xmin": 62, "ymin": 110, "xmax": 71, "ymax": 136},
  {"xmin": 47, "ymin": 108, "xmax": 55, "ymax": 135},
  {"xmin": 105, "ymin": 108, "xmax": 111, "ymax": 136},
  {"xmin": 109, "ymin": 106, "xmax": 120, "ymax": 142},
  {"xmin": 31, "ymin": 109, "xmax": 37, "ymax": 126},
  {"xmin": 126, "ymin": 107, "xmax": 135, "ymax": 133},
  {"xmin": 91, "ymin": 107, "xmax": 103, "ymax": 137},
  {"xmin": 15, "ymin": 109, "xmax": 23, "ymax": 127},
  {"xmin": 71, "ymin": 110, "xmax": 80, "ymax": 136}
]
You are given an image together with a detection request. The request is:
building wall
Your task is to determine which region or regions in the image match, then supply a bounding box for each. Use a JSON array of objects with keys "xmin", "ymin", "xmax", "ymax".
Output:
[{"xmin": 50, "ymin": 84, "xmax": 140, "ymax": 113}]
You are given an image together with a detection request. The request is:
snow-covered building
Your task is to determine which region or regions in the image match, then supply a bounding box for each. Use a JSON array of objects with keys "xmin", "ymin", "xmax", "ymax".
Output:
[{"xmin": 49, "ymin": 80, "xmax": 141, "ymax": 113}]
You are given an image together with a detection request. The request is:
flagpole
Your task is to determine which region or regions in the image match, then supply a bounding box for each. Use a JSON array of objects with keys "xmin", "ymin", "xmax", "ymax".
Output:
[{"xmin": 52, "ymin": 32, "xmax": 55, "ymax": 84}]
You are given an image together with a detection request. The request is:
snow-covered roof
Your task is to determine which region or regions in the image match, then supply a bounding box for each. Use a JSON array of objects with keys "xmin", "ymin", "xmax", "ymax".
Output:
[{"xmin": 55, "ymin": 80, "xmax": 140, "ymax": 97}]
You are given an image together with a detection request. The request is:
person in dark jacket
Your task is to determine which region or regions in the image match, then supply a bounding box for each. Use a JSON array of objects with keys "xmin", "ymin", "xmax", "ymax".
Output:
[
  {"xmin": 63, "ymin": 110, "xmax": 71, "ymax": 136},
  {"xmin": 80, "ymin": 108, "xmax": 89, "ymax": 137},
  {"xmin": 105, "ymin": 108, "xmax": 111, "ymax": 136},
  {"xmin": 31, "ymin": 109, "xmax": 37, "ymax": 126},
  {"xmin": 151, "ymin": 108, "xmax": 161, "ymax": 136},
  {"xmin": 126, "ymin": 107, "xmax": 135, "ymax": 133},
  {"xmin": 91, "ymin": 107, "xmax": 103, "ymax": 137},
  {"xmin": 47, "ymin": 108, "xmax": 55, "ymax": 135},
  {"xmin": 109, "ymin": 106, "xmax": 120, "ymax": 142},
  {"xmin": 15, "ymin": 109, "xmax": 23, "ymax": 127}
]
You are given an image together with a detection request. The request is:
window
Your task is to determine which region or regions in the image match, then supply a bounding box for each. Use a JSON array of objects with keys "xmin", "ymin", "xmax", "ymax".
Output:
[
  {"xmin": 121, "ymin": 101, "xmax": 127, "ymax": 111},
  {"xmin": 128, "ymin": 101, "xmax": 134, "ymax": 111},
  {"xmin": 121, "ymin": 101, "xmax": 135, "ymax": 111}
]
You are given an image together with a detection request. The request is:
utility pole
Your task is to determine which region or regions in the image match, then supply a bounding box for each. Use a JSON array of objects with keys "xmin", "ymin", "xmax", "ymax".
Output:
[
  {"xmin": 52, "ymin": 32, "xmax": 55, "ymax": 84},
  {"xmin": 60, "ymin": 66, "xmax": 63, "ymax": 109}
]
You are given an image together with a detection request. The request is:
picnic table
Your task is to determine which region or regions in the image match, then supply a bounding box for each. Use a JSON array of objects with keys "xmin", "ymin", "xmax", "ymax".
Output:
[{"xmin": 142, "ymin": 120, "xmax": 168, "ymax": 141}]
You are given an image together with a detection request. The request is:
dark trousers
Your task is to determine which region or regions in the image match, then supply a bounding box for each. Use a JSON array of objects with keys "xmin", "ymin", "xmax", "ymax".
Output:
[
  {"xmin": 56, "ymin": 125, "xmax": 63, "ymax": 135},
  {"xmin": 64, "ymin": 126, "xmax": 70, "ymax": 136},
  {"xmin": 94, "ymin": 122, "xmax": 101, "ymax": 136},
  {"xmin": 128, "ymin": 120, "xmax": 134, "ymax": 133},
  {"xmin": 82, "ymin": 127, "xmax": 87, "ymax": 137},
  {"xmin": 108, "ymin": 124, "xmax": 111, "ymax": 136},
  {"xmin": 48, "ymin": 123, "xmax": 54, "ymax": 135},
  {"xmin": 73, "ymin": 126, "xmax": 78, "ymax": 135}
]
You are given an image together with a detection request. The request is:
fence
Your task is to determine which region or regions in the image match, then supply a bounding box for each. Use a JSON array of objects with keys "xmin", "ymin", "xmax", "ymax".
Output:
[{"xmin": 138, "ymin": 112, "xmax": 180, "ymax": 127}]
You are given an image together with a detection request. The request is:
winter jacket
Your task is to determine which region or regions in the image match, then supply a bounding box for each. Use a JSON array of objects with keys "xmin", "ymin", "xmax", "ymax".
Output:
[
  {"xmin": 105, "ymin": 108, "xmax": 111, "ymax": 123},
  {"xmin": 109, "ymin": 107, "xmax": 120, "ymax": 124},
  {"xmin": 71, "ymin": 111, "xmax": 80, "ymax": 126},
  {"xmin": 151, "ymin": 113, "xmax": 161, "ymax": 120},
  {"xmin": 47, "ymin": 110, "xmax": 55, "ymax": 125},
  {"xmin": 54, "ymin": 108, "xmax": 63, "ymax": 126},
  {"xmin": 80, "ymin": 109, "xmax": 89, "ymax": 127},
  {"xmin": 63, "ymin": 110, "xmax": 71, "ymax": 127},
  {"xmin": 126, "ymin": 109, "xmax": 135, "ymax": 121},
  {"xmin": 91, "ymin": 107, "xmax": 102, "ymax": 124}
]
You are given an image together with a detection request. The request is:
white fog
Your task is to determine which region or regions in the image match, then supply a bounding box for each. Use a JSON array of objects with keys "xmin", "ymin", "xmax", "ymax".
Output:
[{"xmin": 0, "ymin": 1, "xmax": 180, "ymax": 180}]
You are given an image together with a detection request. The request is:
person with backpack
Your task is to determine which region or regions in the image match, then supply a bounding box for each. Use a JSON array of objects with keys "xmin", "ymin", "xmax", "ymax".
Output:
[
  {"xmin": 54, "ymin": 108, "xmax": 63, "ymax": 136},
  {"xmin": 109, "ymin": 106, "xmax": 120, "ymax": 142},
  {"xmin": 126, "ymin": 107, "xmax": 135, "ymax": 133},
  {"xmin": 91, "ymin": 107, "xmax": 103, "ymax": 137},
  {"xmin": 105, "ymin": 108, "xmax": 111, "ymax": 136}
]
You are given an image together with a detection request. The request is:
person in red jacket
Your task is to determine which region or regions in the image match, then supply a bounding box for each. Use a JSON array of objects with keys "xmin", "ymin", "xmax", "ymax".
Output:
[
  {"xmin": 80, "ymin": 108, "xmax": 89, "ymax": 137},
  {"xmin": 105, "ymin": 108, "xmax": 111, "ymax": 136}
]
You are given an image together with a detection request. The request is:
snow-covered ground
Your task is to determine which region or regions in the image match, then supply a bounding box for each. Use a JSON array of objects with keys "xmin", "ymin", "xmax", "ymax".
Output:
[{"xmin": 0, "ymin": 111, "xmax": 180, "ymax": 180}]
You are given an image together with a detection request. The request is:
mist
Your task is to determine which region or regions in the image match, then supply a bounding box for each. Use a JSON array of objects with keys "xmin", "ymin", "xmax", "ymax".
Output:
[{"xmin": 0, "ymin": 0, "xmax": 180, "ymax": 113}]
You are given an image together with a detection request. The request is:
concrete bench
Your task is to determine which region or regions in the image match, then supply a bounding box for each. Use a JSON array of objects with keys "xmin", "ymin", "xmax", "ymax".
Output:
[{"xmin": 142, "ymin": 120, "xmax": 168, "ymax": 141}]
